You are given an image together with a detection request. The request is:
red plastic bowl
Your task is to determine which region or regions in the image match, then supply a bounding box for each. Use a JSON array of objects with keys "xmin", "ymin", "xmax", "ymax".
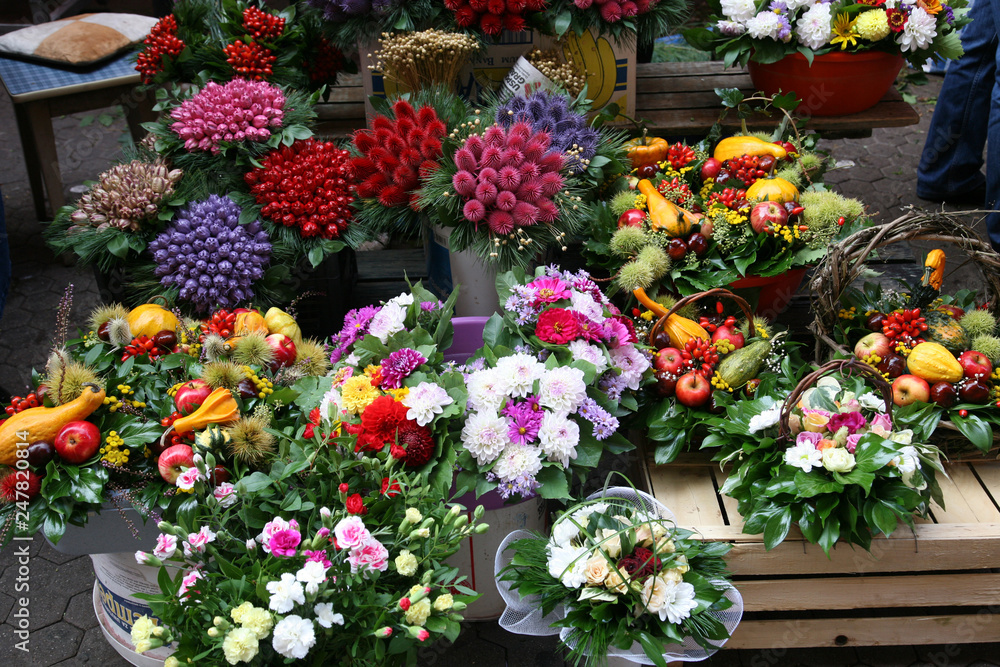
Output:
[
  {"xmin": 729, "ymin": 267, "xmax": 808, "ymax": 318},
  {"xmin": 747, "ymin": 51, "xmax": 904, "ymax": 116}
]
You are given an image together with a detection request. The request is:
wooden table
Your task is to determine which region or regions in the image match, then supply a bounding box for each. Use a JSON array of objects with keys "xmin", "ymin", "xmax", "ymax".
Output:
[
  {"xmin": 315, "ymin": 62, "xmax": 920, "ymax": 140},
  {"xmin": 642, "ymin": 452, "xmax": 1000, "ymax": 649}
]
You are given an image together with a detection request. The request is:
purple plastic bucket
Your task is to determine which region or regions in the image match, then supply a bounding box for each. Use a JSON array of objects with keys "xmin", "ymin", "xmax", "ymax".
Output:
[{"xmin": 443, "ymin": 316, "xmax": 489, "ymax": 364}]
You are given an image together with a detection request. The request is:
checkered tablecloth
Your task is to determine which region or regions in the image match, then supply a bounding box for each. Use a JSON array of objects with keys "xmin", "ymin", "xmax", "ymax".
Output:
[{"xmin": 0, "ymin": 50, "xmax": 139, "ymax": 101}]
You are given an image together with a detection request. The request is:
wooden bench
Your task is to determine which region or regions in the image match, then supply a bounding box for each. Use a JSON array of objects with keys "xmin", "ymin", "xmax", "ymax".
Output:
[
  {"xmin": 641, "ymin": 452, "xmax": 1000, "ymax": 649},
  {"xmin": 315, "ymin": 62, "xmax": 920, "ymax": 140}
]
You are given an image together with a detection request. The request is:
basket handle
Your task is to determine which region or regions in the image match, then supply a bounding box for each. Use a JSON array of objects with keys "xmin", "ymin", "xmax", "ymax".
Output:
[
  {"xmin": 648, "ymin": 287, "xmax": 756, "ymax": 347},
  {"xmin": 778, "ymin": 359, "xmax": 894, "ymax": 441}
]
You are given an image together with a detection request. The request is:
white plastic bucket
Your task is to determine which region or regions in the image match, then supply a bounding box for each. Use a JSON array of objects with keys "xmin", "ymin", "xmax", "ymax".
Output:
[
  {"xmin": 426, "ymin": 224, "xmax": 499, "ymax": 317},
  {"xmin": 91, "ymin": 552, "xmax": 164, "ymax": 639},
  {"xmin": 93, "ymin": 580, "xmax": 172, "ymax": 667}
]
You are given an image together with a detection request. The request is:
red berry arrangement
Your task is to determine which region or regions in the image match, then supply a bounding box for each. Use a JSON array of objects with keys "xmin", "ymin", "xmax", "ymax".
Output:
[
  {"xmin": 160, "ymin": 410, "xmax": 183, "ymax": 428},
  {"xmin": 305, "ymin": 38, "xmax": 345, "ymax": 84},
  {"xmin": 135, "ymin": 15, "xmax": 186, "ymax": 84},
  {"xmin": 882, "ymin": 308, "xmax": 928, "ymax": 347},
  {"xmin": 352, "ymin": 100, "xmax": 447, "ymax": 211},
  {"xmin": 666, "ymin": 143, "xmax": 696, "ymax": 170},
  {"xmin": 224, "ymin": 40, "xmax": 276, "ymax": 80},
  {"xmin": 698, "ymin": 312, "xmax": 737, "ymax": 335},
  {"xmin": 722, "ymin": 154, "xmax": 768, "ymax": 186},
  {"xmin": 4, "ymin": 392, "xmax": 40, "ymax": 417},
  {"xmin": 122, "ymin": 336, "xmax": 166, "ymax": 362},
  {"xmin": 201, "ymin": 309, "xmax": 236, "ymax": 340},
  {"xmin": 681, "ymin": 338, "xmax": 719, "ymax": 378},
  {"xmin": 444, "ymin": 0, "xmax": 548, "ymax": 35},
  {"xmin": 245, "ymin": 139, "xmax": 355, "ymax": 239},
  {"xmin": 708, "ymin": 187, "xmax": 747, "ymax": 210},
  {"xmin": 242, "ymin": 6, "xmax": 285, "ymax": 41},
  {"xmin": 657, "ymin": 177, "xmax": 694, "ymax": 207}
]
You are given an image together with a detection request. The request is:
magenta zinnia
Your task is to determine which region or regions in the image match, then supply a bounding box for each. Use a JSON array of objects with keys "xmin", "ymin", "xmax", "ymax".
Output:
[
  {"xmin": 170, "ymin": 79, "xmax": 285, "ymax": 154},
  {"xmin": 535, "ymin": 308, "xmax": 579, "ymax": 344}
]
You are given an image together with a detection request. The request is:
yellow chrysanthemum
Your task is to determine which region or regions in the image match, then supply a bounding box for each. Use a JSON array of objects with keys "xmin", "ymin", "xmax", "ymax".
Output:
[
  {"xmin": 830, "ymin": 13, "xmax": 859, "ymax": 50},
  {"xmin": 341, "ymin": 375, "xmax": 380, "ymax": 414},
  {"xmin": 856, "ymin": 9, "xmax": 890, "ymax": 41}
]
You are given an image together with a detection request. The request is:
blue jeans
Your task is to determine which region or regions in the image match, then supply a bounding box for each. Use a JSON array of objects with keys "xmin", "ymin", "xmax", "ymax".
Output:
[
  {"xmin": 0, "ymin": 186, "xmax": 8, "ymax": 319},
  {"xmin": 917, "ymin": 0, "xmax": 1000, "ymax": 249}
]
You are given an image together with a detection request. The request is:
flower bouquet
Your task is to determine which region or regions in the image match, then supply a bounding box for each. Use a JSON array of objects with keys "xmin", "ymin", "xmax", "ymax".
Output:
[
  {"xmin": 705, "ymin": 360, "xmax": 944, "ymax": 553},
  {"xmin": 130, "ymin": 417, "xmax": 487, "ymax": 665},
  {"xmin": 495, "ymin": 486, "xmax": 742, "ymax": 665},
  {"xmin": 0, "ymin": 290, "xmax": 331, "ymax": 548},
  {"xmin": 684, "ymin": 0, "xmax": 971, "ymax": 68},
  {"xmin": 135, "ymin": 0, "xmax": 347, "ymax": 91},
  {"xmin": 544, "ymin": 0, "xmax": 688, "ymax": 48},
  {"xmin": 450, "ymin": 267, "xmax": 645, "ymax": 501}
]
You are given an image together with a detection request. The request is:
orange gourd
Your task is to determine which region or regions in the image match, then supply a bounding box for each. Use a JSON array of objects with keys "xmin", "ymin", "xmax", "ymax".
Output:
[
  {"xmin": 633, "ymin": 287, "xmax": 709, "ymax": 348},
  {"xmin": 127, "ymin": 303, "xmax": 179, "ymax": 339},
  {"xmin": 925, "ymin": 249, "xmax": 946, "ymax": 291},
  {"xmin": 625, "ymin": 130, "xmax": 670, "ymax": 169},
  {"xmin": 172, "ymin": 388, "xmax": 240, "ymax": 435},
  {"xmin": 746, "ymin": 176, "xmax": 799, "ymax": 204},
  {"xmin": 637, "ymin": 180, "xmax": 702, "ymax": 237},
  {"xmin": 234, "ymin": 310, "xmax": 269, "ymax": 337},
  {"xmin": 713, "ymin": 136, "xmax": 787, "ymax": 163},
  {"xmin": 0, "ymin": 384, "xmax": 105, "ymax": 465}
]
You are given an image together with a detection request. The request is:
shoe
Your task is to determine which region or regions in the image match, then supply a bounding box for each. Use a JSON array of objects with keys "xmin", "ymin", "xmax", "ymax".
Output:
[{"xmin": 917, "ymin": 184, "xmax": 987, "ymax": 205}]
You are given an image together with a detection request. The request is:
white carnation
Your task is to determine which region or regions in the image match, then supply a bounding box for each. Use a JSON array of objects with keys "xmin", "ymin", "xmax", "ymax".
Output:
[
  {"xmin": 265, "ymin": 573, "xmax": 305, "ymax": 614},
  {"xmin": 271, "ymin": 615, "xmax": 316, "ymax": 660},
  {"xmin": 546, "ymin": 544, "xmax": 589, "ymax": 589}
]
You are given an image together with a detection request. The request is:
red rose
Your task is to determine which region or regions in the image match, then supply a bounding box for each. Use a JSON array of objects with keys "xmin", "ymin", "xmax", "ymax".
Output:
[
  {"xmin": 381, "ymin": 477, "xmax": 402, "ymax": 497},
  {"xmin": 346, "ymin": 493, "xmax": 367, "ymax": 515},
  {"xmin": 535, "ymin": 308, "xmax": 580, "ymax": 344}
]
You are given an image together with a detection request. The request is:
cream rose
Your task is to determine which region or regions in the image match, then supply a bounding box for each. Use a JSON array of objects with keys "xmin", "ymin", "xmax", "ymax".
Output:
[
  {"xmin": 596, "ymin": 529, "xmax": 622, "ymax": 558},
  {"xmin": 605, "ymin": 568, "xmax": 628, "ymax": 594},
  {"xmin": 675, "ymin": 554, "xmax": 690, "ymax": 574},
  {"xmin": 642, "ymin": 575, "xmax": 670, "ymax": 616},
  {"xmin": 803, "ymin": 412, "xmax": 831, "ymax": 432},
  {"xmin": 662, "ymin": 568, "xmax": 685, "ymax": 584},
  {"xmin": 634, "ymin": 523, "xmax": 653, "ymax": 546},
  {"xmin": 821, "ymin": 447, "xmax": 856, "ymax": 473},
  {"xmin": 584, "ymin": 555, "xmax": 610, "ymax": 585}
]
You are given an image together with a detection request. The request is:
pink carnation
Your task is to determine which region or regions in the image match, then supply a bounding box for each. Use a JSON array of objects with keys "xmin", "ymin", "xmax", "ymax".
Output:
[
  {"xmin": 178, "ymin": 569, "xmax": 203, "ymax": 599},
  {"xmin": 304, "ymin": 550, "xmax": 333, "ymax": 568},
  {"xmin": 348, "ymin": 536, "xmax": 389, "ymax": 576},
  {"xmin": 170, "ymin": 79, "xmax": 285, "ymax": 154},
  {"xmin": 334, "ymin": 516, "xmax": 370, "ymax": 549},
  {"xmin": 268, "ymin": 528, "xmax": 302, "ymax": 557}
]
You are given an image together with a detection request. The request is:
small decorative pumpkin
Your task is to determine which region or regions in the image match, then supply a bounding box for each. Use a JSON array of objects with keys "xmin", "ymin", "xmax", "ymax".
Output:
[
  {"xmin": 637, "ymin": 179, "xmax": 702, "ymax": 237},
  {"xmin": 127, "ymin": 302, "xmax": 179, "ymax": 339},
  {"xmin": 194, "ymin": 424, "xmax": 231, "ymax": 454},
  {"xmin": 0, "ymin": 383, "xmax": 105, "ymax": 466},
  {"xmin": 234, "ymin": 310, "xmax": 269, "ymax": 337},
  {"xmin": 661, "ymin": 314, "xmax": 710, "ymax": 348},
  {"xmin": 746, "ymin": 176, "xmax": 799, "ymax": 204},
  {"xmin": 713, "ymin": 136, "xmax": 787, "ymax": 163},
  {"xmin": 625, "ymin": 129, "xmax": 670, "ymax": 169},
  {"xmin": 173, "ymin": 388, "xmax": 240, "ymax": 435}
]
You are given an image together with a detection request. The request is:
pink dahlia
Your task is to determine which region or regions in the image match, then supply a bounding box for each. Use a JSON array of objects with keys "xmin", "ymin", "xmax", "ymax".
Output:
[
  {"xmin": 381, "ymin": 348, "xmax": 427, "ymax": 389},
  {"xmin": 452, "ymin": 122, "xmax": 564, "ymax": 235},
  {"xmin": 169, "ymin": 79, "xmax": 285, "ymax": 154}
]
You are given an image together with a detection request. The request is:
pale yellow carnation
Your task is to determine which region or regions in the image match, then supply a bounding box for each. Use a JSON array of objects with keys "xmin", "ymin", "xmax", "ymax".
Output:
[
  {"xmin": 395, "ymin": 549, "xmax": 419, "ymax": 577},
  {"xmin": 134, "ymin": 640, "xmax": 153, "ymax": 654},
  {"xmin": 230, "ymin": 601, "xmax": 254, "ymax": 624},
  {"xmin": 856, "ymin": 9, "xmax": 890, "ymax": 41},
  {"xmin": 240, "ymin": 607, "xmax": 273, "ymax": 640},
  {"xmin": 433, "ymin": 594, "xmax": 454, "ymax": 611},
  {"xmin": 405, "ymin": 508, "xmax": 423, "ymax": 524},
  {"xmin": 223, "ymin": 627, "xmax": 260, "ymax": 665},
  {"xmin": 405, "ymin": 598, "xmax": 432, "ymax": 626},
  {"xmin": 130, "ymin": 615, "xmax": 156, "ymax": 645}
]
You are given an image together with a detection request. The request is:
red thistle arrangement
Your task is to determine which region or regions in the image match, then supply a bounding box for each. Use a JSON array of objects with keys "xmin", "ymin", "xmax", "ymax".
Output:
[
  {"xmin": 451, "ymin": 122, "xmax": 564, "ymax": 235},
  {"xmin": 224, "ymin": 40, "xmax": 277, "ymax": 80},
  {"xmin": 242, "ymin": 6, "xmax": 286, "ymax": 40},
  {"xmin": 305, "ymin": 38, "xmax": 345, "ymax": 84},
  {"xmin": 245, "ymin": 139, "xmax": 355, "ymax": 239},
  {"xmin": 444, "ymin": 0, "xmax": 548, "ymax": 35},
  {"xmin": 0, "ymin": 470, "xmax": 42, "ymax": 504},
  {"xmin": 351, "ymin": 100, "xmax": 447, "ymax": 210},
  {"xmin": 135, "ymin": 14, "xmax": 186, "ymax": 84}
]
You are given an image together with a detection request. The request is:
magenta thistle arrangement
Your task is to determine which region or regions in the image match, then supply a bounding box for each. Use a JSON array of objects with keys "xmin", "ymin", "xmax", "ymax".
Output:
[{"xmin": 170, "ymin": 79, "xmax": 286, "ymax": 154}]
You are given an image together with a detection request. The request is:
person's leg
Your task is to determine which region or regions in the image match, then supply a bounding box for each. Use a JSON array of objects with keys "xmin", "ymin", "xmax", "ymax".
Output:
[
  {"xmin": 917, "ymin": 0, "xmax": 997, "ymax": 201},
  {"xmin": 986, "ymin": 0, "xmax": 1000, "ymax": 249},
  {"xmin": 0, "ymin": 185, "xmax": 9, "ymax": 319}
]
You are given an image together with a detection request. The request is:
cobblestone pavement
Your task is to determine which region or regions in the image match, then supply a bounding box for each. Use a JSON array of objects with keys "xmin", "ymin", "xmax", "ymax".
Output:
[{"xmin": 0, "ymin": 73, "xmax": 997, "ymax": 666}]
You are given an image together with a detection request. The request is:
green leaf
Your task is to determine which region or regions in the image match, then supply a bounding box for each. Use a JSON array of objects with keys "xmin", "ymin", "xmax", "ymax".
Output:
[
  {"xmin": 793, "ymin": 471, "xmax": 842, "ymax": 497},
  {"xmin": 715, "ymin": 87, "xmax": 744, "ymax": 108},
  {"xmin": 107, "ymin": 235, "xmax": 130, "ymax": 259},
  {"xmin": 853, "ymin": 437, "xmax": 898, "ymax": 473},
  {"xmin": 43, "ymin": 511, "xmax": 67, "ymax": 544},
  {"xmin": 237, "ymin": 471, "xmax": 273, "ymax": 493},
  {"xmin": 871, "ymin": 502, "xmax": 899, "ymax": 537},
  {"xmin": 535, "ymin": 466, "xmax": 570, "ymax": 500},
  {"xmin": 818, "ymin": 517, "xmax": 840, "ymax": 554},
  {"xmin": 307, "ymin": 246, "xmax": 325, "ymax": 269},
  {"xmin": 950, "ymin": 413, "xmax": 993, "ymax": 453},
  {"xmin": 763, "ymin": 506, "xmax": 792, "ymax": 550},
  {"xmin": 554, "ymin": 11, "xmax": 572, "ymax": 37}
]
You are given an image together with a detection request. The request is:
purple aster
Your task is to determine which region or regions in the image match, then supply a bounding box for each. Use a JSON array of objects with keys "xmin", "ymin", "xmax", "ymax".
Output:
[
  {"xmin": 775, "ymin": 14, "xmax": 792, "ymax": 42},
  {"xmin": 381, "ymin": 348, "xmax": 427, "ymax": 388},
  {"xmin": 768, "ymin": 0, "xmax": 787, "ymax": 12},
  {"xmin": 576, "ymin": 398, "xmax": 620, "ymax": 441},
  {"xmin": 507, "ymin": 411, "xmax": 541, "ymax": 445},
  {"xmin": 942, "ymin": 5, "xmax": 954, "ymax": 23},
  {"xmin": 420, "ymin": 301, "xmax": 441, "ymax": 312},
  {"xmin": 489, "ymin": 472, "xmax": 540, "ymax": 501},
  {"xmin": 598, "ymin": 372, "xmax": 627, "ymax": 401}
]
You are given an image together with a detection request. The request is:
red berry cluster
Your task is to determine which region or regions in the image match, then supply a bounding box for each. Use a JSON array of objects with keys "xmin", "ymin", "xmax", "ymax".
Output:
[
  {"xmin": 305, "ymin": 38, "xmax": 345, "ymax": 84},
  {"xmin": 352, "ymin": 100, "xmax": 447, "ymax": 211},
  {"xmin": 122, "ymin": 336, "xmax": 166, "ymax": 362},
  {"xmin": 681, "ymin": 338, "xmax": 719, "ymax": 378},
  {"xmin": 722, "ymin": 155, "xmax": 768, "ymax": 186},
  {"xmin": 882, "ymin": 308, "xmax": 927, "ymax": 347},
  {"xmin": 657, "ymin": 176, "xmax": 694, "ymax": 207},
  {"xmin": 201, "ymin": 309, "xmax": 236, "ymax": 340},
  {"xmin": 245, "ymin": 139, "xmax": 355, "ymax": 239},
  {"xmin": 224, "ymin": 40, "xmax": 276, "ymax": 80},
  {"xmin": 242, "ymin": 6, "xmax": 285, "ymax": 41},
  {"xmin": 708, "ymin": 187, "xmax": 747, "ymax": 210},
  {"xmin": 698, "ymin": 313, "xmax": 737, "ymax": 335},
  {"xmin": 666, "ymin": 143, "xmax": 696, "ymax": 170},
  {"xmin": 135, "ymin": 15, "xmax": 186, "ymax": 84},
  {"xmin": 5, "ymin": 392, "xmax": 40, "ymax": 416},
  {"xmin": 160, "ymin": 410, "xmax": 183, "ymax": 428},
  {"xmin": 444, "ymin": 0, "xmax": 547, "ymax": 35}
]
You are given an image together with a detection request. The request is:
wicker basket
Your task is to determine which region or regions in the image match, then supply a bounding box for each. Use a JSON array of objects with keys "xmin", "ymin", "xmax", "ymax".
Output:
[{"xmin": 808, "ymin": 209, "xmax": 1000, "ymax": 459}]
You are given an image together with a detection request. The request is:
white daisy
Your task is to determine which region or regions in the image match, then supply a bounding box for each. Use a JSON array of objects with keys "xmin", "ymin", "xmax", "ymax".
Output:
[
  {"xmin": 495, "ymin": 353, "xmax": 544, "ymax": 398},
  {"xmin": 539, "ymin": 366, "xmax": 587, "ymax": 414}
]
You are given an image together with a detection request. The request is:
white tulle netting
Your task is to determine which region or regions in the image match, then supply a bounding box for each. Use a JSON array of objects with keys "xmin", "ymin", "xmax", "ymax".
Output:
[{"xmin": 494, "ymin": 487, "xmax": 744, "ymax": 664}]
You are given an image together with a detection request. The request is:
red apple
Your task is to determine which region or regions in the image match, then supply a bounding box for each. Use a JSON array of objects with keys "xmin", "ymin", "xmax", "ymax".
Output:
[
  {"xmin": 699, "ymin": 219, "xmax": 714, "ymax": 239},
  {"xmin": 958, "ymin": 350, "xmax": 992, "ymax": 379},
  {"xmin": 892, "ymin": 375, "xmax": 931, "ymax": 407},
  {"xmin": 158, "ymin": 444, "xmax": 196, "ymax": 484},
  {"xmin": 265, "ymin": 333, "xmax": 298, "ymax": 370},
  {"xmin": 617, "ymin": 209, "xmax": 646, "ymax": 229},
  {"xmin": 929, "ymin": 382, "xmax": 958, "ymax": 408},
  {"xmin": 653, "ymin": 347, "xmax": 684, "ymax": 376},
  {"xmin": 667, "ymin": 238, "xmax": 688, "ymax": 261},
  {"xmin": 936, "ymin": 305, "xmax": 965, "ymax": 320},
  {"xmin": 700, "ymin": 158, "xmax": 722, "ymax": 181},
  {"xmin": 54, "ymin": 421, "xmax": 102, "ymax": 464},
  {"xmin": 776, "ymin": 141, "xmax": 796, "ymax": 160},
  {"xmin": 876, "ymin": 354, "xmax": 907, "ymax": 379},
  {"xmin": 655, "ymin": 372, "xmax": 678, "ymax": 397},
  {"xmin": 175, "ymin": 379, "xmax": 212, "ymax": 416},
  {"xmin": 687, "ymin": 233, "xmax": 709, "ymax": 256},
  {"xmin": 958, "ymin": 379, "xmax": 990, "ymax": 404},
  {"xmin": 712, "ymin": 324, "xmax": 745, "ymax": 350},
  {"xmin": 854, "ymin": 332, "xmax": 892, "ymax": 361},
  {"xmin": 750, "ymin": 201, "xmax": 788, "ymax": 235},
  {"xmin": 675, "ymin": 372, "xmax": 712, "ymax": 408}
]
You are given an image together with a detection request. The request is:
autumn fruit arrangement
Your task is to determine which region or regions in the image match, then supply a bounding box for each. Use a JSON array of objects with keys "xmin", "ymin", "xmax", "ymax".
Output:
[
  {"xmin": 585, "ymin": 127, "xmax": 867, "ymax": 299},
  {"xmin": 0, "ymin": 290, "xmax": 332, "ymax": 547},
  {"xmin": 835, "ymin": 251, "xmax": 1000, "ymax": 457},
  {"xmin": 634, "ymin": 287, "xmax": 800, "ymax": 464}
]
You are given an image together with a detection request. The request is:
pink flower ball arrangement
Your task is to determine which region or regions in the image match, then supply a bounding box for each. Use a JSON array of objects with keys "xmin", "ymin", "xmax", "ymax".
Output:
[
  {"xmin": 451, "ymin": 122, "xmax": 565, "ymax": 236},
  {"xmin": 169, "ymin": 78, "xmax": 286, "ymax": 154},
  {"xmin": 572, "ymin": 0, "xmax": 655, "ymax": 21}
]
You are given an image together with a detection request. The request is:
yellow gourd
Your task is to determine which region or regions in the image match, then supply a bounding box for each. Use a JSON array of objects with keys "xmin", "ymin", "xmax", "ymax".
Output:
[
  {"xmin": 746, "ymin": 176, "xmax": 799, "ymax": 204},
  {"xmin": 127, "ymin": 303, "xmax": 179, "ymax": 339},
  {"xmin": 264, "ymin": 307, "xmax": 302, "ymax": 344},
  {"xmin": 925, "ymin": 249, "xmax": 946, "ymax": 291},
  {"xmin": 0, "ymin": 384, "xmax": 105, "ymax": 466},
  {"xmin": 713, "ymin": 136, "xmax": 787, "ymax": 163},
  {"xmin": 906, "ymin": 342, "xmax": 963, "ymax": 383},
  {"xmin": 637, "ymin": 180, "xmax": 702, "ymax": 237},
  {"xmin": 172, "ymin": 388, "xmax": 240, "ymax": 434}
]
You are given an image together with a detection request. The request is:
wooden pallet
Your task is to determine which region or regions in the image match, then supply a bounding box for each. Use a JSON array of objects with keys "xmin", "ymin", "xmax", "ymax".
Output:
[{"xmin": 641, "ymin": 452, "xmax": 1000, "ymax": 649}]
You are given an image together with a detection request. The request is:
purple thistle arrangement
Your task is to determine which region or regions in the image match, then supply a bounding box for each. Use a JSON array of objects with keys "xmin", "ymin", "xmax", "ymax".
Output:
[
  {"xmin": 170, "ymin": 79, "xmax": 285, "ymax": 154},
  {"xmin": 306, "ymin": 0, "xmax": 395, "ymax": 21},
  {"xmin": 495, "ymin": 92, "xmax": 600, "ymax": 172},
  {"xmin": 149, "ymin": 195, "xmax": 270, "ymax": 312},
  {"xmin": 451, "ymin": 122, "xmax": 564, "ymax": 235},
  {"xmin": 380, "ymin": 348, "xmax": 427, "ymax": 389}
]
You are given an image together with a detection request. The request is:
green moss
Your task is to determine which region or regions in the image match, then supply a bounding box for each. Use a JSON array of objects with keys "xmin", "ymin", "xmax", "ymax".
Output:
[
  {"xmin": 960, "ymin": 310, "xmax": 998, "ymax": 338},
  {"xmin": 636, "ymin": 246, "xmax": 671, "ymax": 279},
  {"xmin": 609, "ymin": 226, "xmax": 648, "ymax": 258},
  {"xmin": 610, "ymin": 190, "xmax": 640, "ymax": 219}
]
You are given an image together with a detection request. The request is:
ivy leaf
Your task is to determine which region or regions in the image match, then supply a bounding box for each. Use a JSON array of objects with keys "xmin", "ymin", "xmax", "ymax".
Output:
[
  {"xmin": 715, "ymin": 87, "xmax": 744, "ymax": 108},
  {"xmin": 535, "ymin": 466, "xmax": 570, "ymax": 500},
  {"xmin": 772, "ymin": 91, "xmax": 801, "ymax": 111}
]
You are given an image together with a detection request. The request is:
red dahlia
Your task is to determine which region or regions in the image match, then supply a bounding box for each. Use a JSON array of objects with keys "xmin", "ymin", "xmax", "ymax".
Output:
[
  {"xmin": 135, "ymin": 15, "xmax": 186, "ymax": 84},
  {"xmin": 245, "ymin": 139, "xmax": 355, "ymax": 240},
  {"xmin": 224, "ymin": 40, "xmax": 276, "ymax": 80},
  {"xmin": 242, "ymin": 6, "xmax": 285, "ymax": 41},
  {"xmin": 351, "ymin": 100, "xmax": 447, "ymax": 210},
  {"xmin": 353, "ymin": 395, "xmax": 409, "ymax": 453},
  {"xmin": 396, "ymin": 421, "xmax": 436, "ymax": 467},
  {"xmin": 0, "ymin": 470, "xmax": 42, "ymax": 504}
]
